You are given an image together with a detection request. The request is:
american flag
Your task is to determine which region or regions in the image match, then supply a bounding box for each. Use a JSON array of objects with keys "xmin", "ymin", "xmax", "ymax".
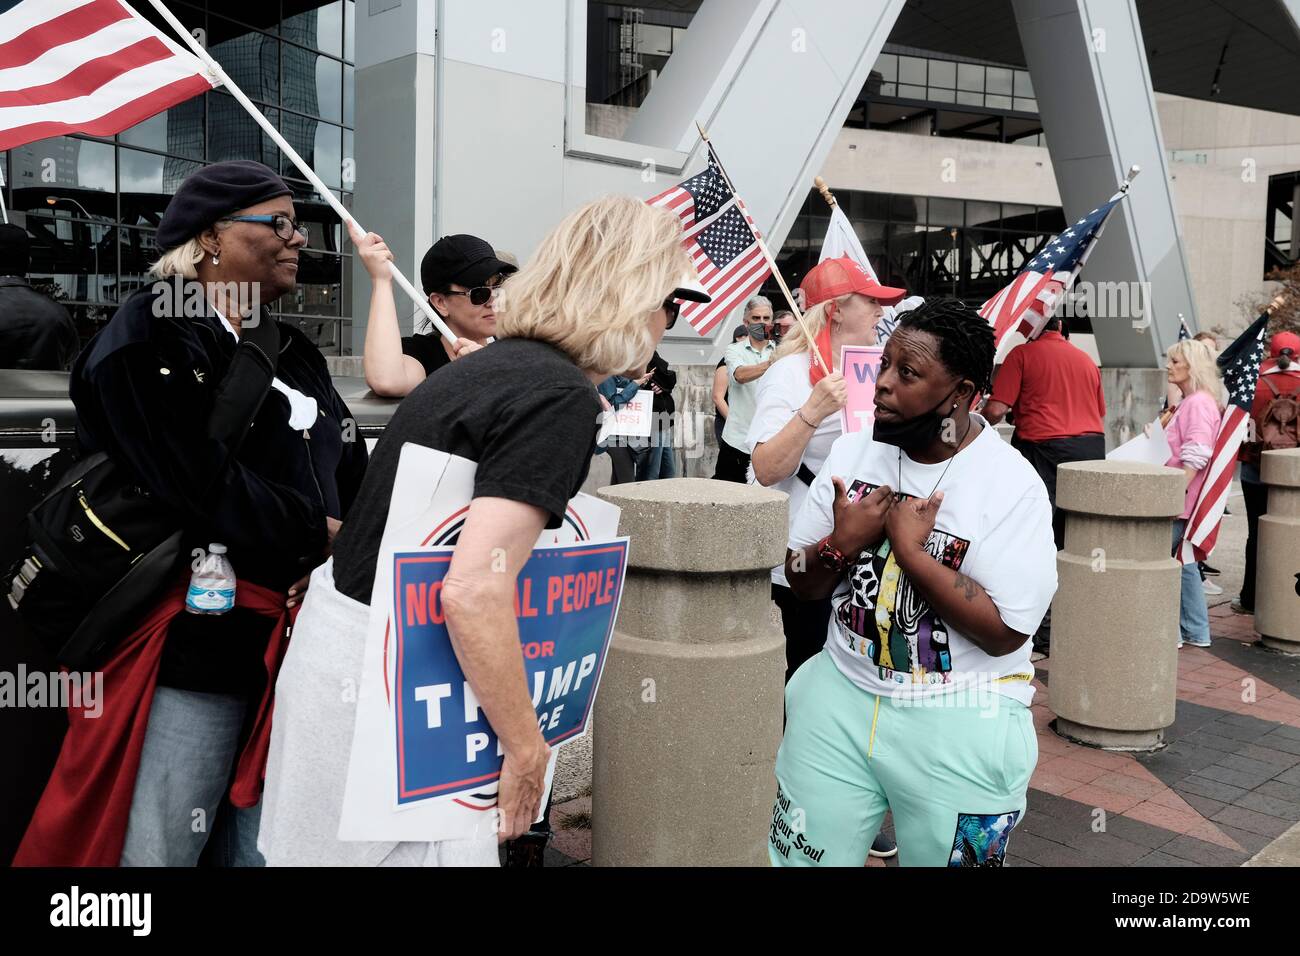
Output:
[
  {"xmin": 0, "ymin": 0, "xmax": 218, "ymax": 152},
  {"xmin": 1179, "ymin": 311, "xmax": 1269, "ymax": 564},
  {"xmin": 648, "ymin": 143, "xmax": 771, "ymax": 336},
  {"xmin": 980, "ymin": 191, "xmax": 1127, "ymax": 359}
]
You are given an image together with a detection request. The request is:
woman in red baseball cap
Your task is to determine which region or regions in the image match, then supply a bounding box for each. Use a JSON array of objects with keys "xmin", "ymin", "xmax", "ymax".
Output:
[{"xmin": 746, "ymin": 256, "xmax": 909, "ymax": 859}]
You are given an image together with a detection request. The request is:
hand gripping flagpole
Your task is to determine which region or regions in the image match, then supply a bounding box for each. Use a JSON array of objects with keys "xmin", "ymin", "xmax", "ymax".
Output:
[
  {"xmin": 695, "ymin": 122, "xmax": 830, "ymax": 376},
  {"xmin": 145, "ymin": 0, "xmax": 455, "ymax": 343}
]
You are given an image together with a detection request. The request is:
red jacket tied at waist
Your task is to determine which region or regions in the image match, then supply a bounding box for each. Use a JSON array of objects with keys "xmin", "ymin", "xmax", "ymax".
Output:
[{"xmin": 13, "ymin": 578, "xmax": 298, "ymax": 867}]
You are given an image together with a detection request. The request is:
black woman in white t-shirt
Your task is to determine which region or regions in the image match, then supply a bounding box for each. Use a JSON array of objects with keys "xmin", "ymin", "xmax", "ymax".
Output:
[{"xmin": 772, "ymin": 298, "xmax": 1057, "ymax": 867}]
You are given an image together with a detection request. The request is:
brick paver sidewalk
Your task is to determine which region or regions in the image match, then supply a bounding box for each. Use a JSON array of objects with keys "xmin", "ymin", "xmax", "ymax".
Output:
[
  {"xmin": 543, "ymin": 605, "xmax": 1300, "ymax": 867},
  {"xmin": 1008, "ymin": 606, "xmax": 1300, "ymax": 867}
]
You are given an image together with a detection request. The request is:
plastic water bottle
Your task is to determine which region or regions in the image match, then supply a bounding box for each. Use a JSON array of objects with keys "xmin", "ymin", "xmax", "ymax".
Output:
[{"xmin": 185, "ymin": 543, "xmax": 236, "ymax": 615}]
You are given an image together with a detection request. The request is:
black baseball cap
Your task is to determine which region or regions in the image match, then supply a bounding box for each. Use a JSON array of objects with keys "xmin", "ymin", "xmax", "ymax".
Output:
[
  {"xmin": 420, "ymin": 234, "xmax": 516, "ymax": 294},
  {"xmin": 670, "ymin": 271, "xmax": 711, "ymax": 303}
]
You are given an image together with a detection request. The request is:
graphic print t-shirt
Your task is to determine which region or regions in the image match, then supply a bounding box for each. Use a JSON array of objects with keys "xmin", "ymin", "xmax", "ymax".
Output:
[{"xmin": 787, "ymin": 417, "xmax": 1057, "ymax": 705}]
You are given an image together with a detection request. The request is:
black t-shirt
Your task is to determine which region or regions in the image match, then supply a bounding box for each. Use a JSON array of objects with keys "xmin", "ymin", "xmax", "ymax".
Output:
[
  {"xmin": 401, "ymin": 330, "xmax": 451, "ymax": 378},
  {"xmin": 332, "ymin": 337, "xmax": 602, "ymax": 604}
]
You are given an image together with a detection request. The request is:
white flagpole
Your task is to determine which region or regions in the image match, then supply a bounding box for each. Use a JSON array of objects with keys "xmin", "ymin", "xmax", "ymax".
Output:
[
  {"xmin": 695, "ymin": 122, "xmax": 829, "ymax": 376},
  {"xmin": 0, "ymin": 163, "xmax": 9, "ymax": 225},
  {"xmin": 144, "ymin": 0, "xmax": 455, "ymax": 342}
]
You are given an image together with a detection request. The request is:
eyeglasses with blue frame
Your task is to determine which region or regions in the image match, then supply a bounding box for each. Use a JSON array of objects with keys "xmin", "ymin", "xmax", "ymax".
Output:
[{"xmin": 219, "ymin": 214, "xmax": 309, "ymax": 244}]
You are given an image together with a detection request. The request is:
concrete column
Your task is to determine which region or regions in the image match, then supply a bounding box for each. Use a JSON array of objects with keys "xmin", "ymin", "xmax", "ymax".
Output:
[
  {"xmin": 1012, "ymin": 0, "xmax": 1198, "ymax": 367},
  {"xmin": 1101, "ymin": 367, "xmax": 1168, "ymax": 453},
  {"xmin": 1051, "ymin": 460, "xmax": 1185, "ymax": 750},
  {"xmin": 592, "ymin": 478, "xmax": 786, "ymax": 866},
  {"xmin": 1256, "ymin": 449, "xmax": 1300, "ymax": 654},
  {"xmin": 351, "ymin": 0, "xmax": 438, "ymax": 343}
]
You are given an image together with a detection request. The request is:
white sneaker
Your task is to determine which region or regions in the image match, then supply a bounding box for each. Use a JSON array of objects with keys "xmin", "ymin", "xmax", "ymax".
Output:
[
  {"xmin": 1177, "ymin": 639, "xmax": 1185, "ymax": 648},
  {"xmin": 1202, "ymin": 579, "xmax": 1223, "ymax": 595}
]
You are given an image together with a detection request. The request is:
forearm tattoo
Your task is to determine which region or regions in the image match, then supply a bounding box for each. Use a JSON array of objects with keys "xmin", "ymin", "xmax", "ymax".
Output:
[{"xmin": 952, "ymin": 572, "xmax": 979, "ymax": 602}]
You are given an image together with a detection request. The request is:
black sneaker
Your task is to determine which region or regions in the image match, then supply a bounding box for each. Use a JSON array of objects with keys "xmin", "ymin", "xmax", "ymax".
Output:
[
  {"xmin": 869, "ymin": 833, "xmax": 898, "ymax": 858},
  {"xmin": 1200, "ymin": 562, "xmax": 1221, "ymax": 576},
  {"xmin": 504, "ymin": 830, "xmax": 550, "ymax": 868}
]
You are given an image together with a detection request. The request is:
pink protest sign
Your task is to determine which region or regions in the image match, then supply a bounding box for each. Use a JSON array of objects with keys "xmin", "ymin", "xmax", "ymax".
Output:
[{"xmin": 840, "ymin": 345, "xmax": 884, "ymax": 435}]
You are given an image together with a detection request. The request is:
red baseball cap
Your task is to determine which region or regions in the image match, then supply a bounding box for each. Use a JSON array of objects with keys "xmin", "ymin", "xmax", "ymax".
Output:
[
  {"xmin": 800, "ymin": 256, "xmax": 906, "ymax": 308},
  {"xmin": 1270, "ymin": 331, "xmax": 1300, "ymax": 357}
]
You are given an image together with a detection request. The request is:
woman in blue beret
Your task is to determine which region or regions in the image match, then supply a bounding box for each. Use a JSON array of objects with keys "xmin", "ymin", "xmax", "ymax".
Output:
[{"xmin": 15, "ymin": 161, "xmax": 368, "ymax": 868}]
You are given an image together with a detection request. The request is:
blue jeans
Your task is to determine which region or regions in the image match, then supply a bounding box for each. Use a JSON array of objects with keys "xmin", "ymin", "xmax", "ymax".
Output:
[
  {"xmin": 1172, "ymin": 519, "xmax": 1211, "ymax": 646},
  {"xmin": 120, "ymin": 686, "xmax": 265, "ymax": 866},
  {"xmin": 633, "ymin": 421, "xmax": 675, "ymax": 481}
]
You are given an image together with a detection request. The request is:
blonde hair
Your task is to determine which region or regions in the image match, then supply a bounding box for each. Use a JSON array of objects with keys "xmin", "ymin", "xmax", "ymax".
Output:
[
  {"xmin": 772, "ymin": 293, "xmax": 868, "ymax": 363},
  {"xmin": 772, "ymin": 299, "xmax": 831, "ymax": 363},
  {"xmin": 494, "ymin": 195, "xmax": 693, "ymax": 376},
  {"xmin": 1167, "ymin": 339, "xmax": 1221, "ymax": 401},
  {"xmin": 147, "ymin": 237, "xmax": 205, "ymax": 279}
]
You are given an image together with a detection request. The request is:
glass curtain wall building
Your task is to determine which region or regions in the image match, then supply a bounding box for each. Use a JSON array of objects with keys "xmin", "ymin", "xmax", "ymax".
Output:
[
  {"xmin": 7, "ymin": 2, "xmax": 1068, "ymax": 356},
  {"xmin": 777, "ymin": 191, "xmax": 1071, "ymax": 326},
  {"xmin": 0, "ymin": 1, "xmax": 357, "ymax": 354},
  {"xmin": 585, "ymin": 19, "xmax": 1066, "ymax": 325}
]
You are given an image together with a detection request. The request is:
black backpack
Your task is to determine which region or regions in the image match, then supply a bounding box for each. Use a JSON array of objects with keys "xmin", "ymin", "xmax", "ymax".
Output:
[{"xmin": 6, "ymin": 314, "xmax": 280, "ymax": 670}]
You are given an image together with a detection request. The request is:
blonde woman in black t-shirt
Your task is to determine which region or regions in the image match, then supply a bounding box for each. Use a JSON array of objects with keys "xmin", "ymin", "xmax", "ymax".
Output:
[
  {"xmin": 350, "ymin": 224, "xmax": 516, "ymax": 396},
  {"xmin": 260, "ymin": 196, "xmax": 707, "ymax": 868}
]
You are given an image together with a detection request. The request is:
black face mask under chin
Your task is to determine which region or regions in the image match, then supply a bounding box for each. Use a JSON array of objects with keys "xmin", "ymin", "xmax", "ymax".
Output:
[{"xmin": 872, "ymin": 386, "xmax": 961, "ymax": 451}]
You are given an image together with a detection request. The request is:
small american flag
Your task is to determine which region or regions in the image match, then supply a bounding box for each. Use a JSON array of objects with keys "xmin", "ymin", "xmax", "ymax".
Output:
[
  {"xmin": 980, "ymin": 191, "xmax": 1126, "ymax": 359},
  {"xmin": 648, "ymin": 143, "xmax": 771, "ymax": 336},
  {"xmin": 0, "ymin": 0, "xmax": 219, "ymax": 152},
  {"xmin": 1179, "ymin": 311, "xmax": 1269, "ymax": 564}
]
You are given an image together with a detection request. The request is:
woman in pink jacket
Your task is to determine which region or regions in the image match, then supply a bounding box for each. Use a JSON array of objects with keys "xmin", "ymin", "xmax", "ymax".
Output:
[{"xmin": 1159, "ymin": 338, "xmax": 1223, "ymax": 647}]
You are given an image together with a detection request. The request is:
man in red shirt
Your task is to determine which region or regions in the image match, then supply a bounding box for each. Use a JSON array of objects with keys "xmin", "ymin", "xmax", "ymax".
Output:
[{"xmin": 983, "ymin": 318, "xmax": 1107, "ymax": 551}]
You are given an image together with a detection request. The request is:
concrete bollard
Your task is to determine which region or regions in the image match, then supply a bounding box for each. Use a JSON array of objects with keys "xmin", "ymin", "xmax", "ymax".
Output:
[
  {"xmin": 592, "ymin": 478, "xmax": 786, "ymax": 866},
  {"xmin": 1050, "ymin": 461, "xmax": 1185, "ymax": 751},
  {"xmin": 1256, "ymin": 449, "xmax": 1300, "ymax": 654}
]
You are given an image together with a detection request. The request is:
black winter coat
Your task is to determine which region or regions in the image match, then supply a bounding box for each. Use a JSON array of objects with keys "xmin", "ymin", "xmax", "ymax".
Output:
[{"xmin": 71, "ymin": 286, "xmax": 368, "ymax": 594}]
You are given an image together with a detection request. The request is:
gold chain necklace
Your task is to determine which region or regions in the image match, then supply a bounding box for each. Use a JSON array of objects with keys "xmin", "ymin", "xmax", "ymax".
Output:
[{"xmin": 895, "ymin": 418, "xmax": 974, "ymax": 502}]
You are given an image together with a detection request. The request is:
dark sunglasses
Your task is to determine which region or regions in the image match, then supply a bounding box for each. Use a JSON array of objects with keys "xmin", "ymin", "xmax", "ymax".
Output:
[
  {"xmin": 663, "ymin": 298, "xmax": 681, "ymax": 329},
  {"xmin": 221, "ymin": 213, "xmax": 309, "ymax": 243},
  {"xmin": 444, "ymin": 277, "xmax": 506, "ymax": 306}
]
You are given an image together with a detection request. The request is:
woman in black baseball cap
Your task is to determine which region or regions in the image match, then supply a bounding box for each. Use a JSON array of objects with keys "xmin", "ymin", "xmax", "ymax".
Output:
[{"xmin": 350, "ymin": 224, "xmax": 516, "ymax": 397}]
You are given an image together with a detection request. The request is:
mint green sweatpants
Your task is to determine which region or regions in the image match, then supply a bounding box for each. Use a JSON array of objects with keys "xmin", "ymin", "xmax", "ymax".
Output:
[{"xmin": 770, "ymin": 650, "xmax": 1038, "ymax": 867}]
